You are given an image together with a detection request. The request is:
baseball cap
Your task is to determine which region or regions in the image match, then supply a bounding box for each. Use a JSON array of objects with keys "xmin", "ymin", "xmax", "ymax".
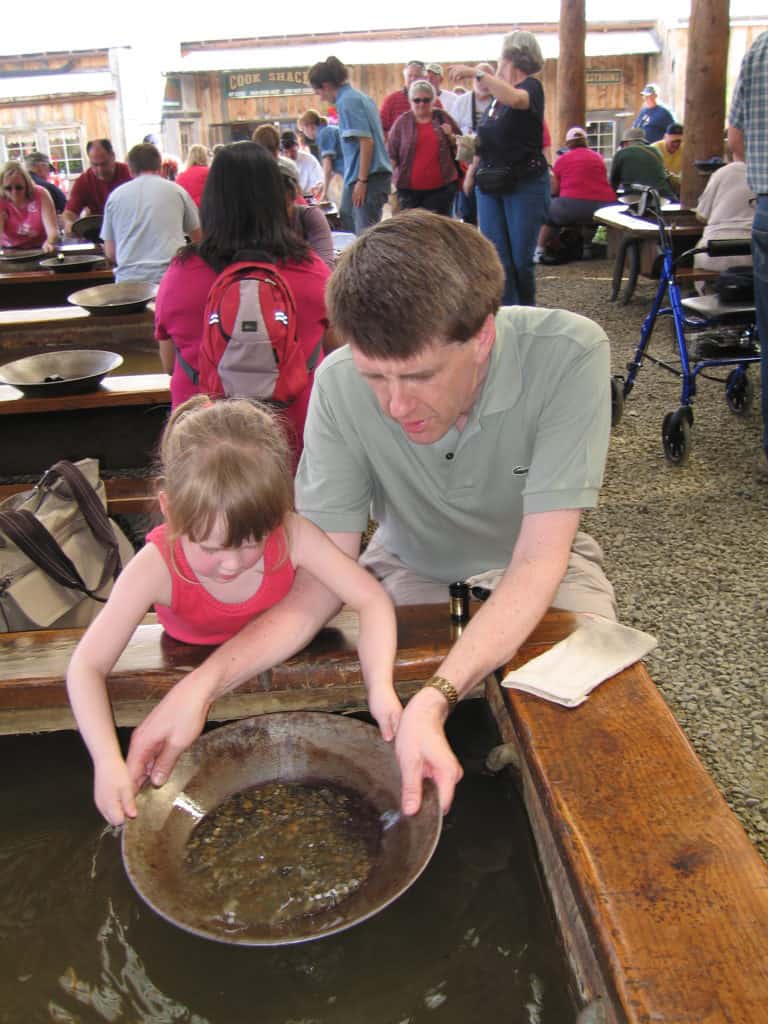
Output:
[
  {"xmin": 565, "ymin": 127, "xmax": 587, "ymax": 142},
  {"xmin": 622, "ymin": 127, "xmax": 647, "ymax": 144},
  {"xmin": 405, "ymin": 59, "xmax": 425, "ymax": 68},
  {"xmin": 25, "ymin": 151, "xmax": 54, "ymax": 169},
  {"xmin": 640, "ymin": 83, "xmax": 659, "ymax": 96},
  {"xmin": 425, "ymin": 63, "xmax": 443, "ymax": 75}
]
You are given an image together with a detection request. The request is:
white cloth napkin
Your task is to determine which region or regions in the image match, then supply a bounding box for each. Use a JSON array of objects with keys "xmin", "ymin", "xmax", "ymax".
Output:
[{"xmin": 502, "ymin": 615, "xmax": 657, "ymax": 707}]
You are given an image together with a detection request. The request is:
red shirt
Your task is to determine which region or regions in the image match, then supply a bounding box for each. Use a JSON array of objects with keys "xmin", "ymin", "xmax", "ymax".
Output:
[
  {"xmin": 553, "ymin": 148, "xmax": 616, "ymax": 202},
  {"xmin": 409, "ymin": 122, "xmax": 445, "ymax": 190},
  {"xmin": 64, "ymin": 163, "xmax": 132, "ymax": 216},
  {"xmin": 147, "ymin": 523, "xmax": 295, "ymax": 645},
  {"xmin": 175, "ymin": 164, "xmax": 209, "ymax": 207}
]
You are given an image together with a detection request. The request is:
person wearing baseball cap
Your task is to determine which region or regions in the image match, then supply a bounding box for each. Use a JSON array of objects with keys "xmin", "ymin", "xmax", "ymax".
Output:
[
  {"xmin": 25, "ymin": 151, "xmax": 66, "ymax": 212},
  {"xmin": 534, "ymin": 126, "xmax": 616, "ymax": 263},
  {"xmin": 379, "ymin": 60, "xmax": 442, "ymax": 137},
  {"xmin": 651, "ymin": 122, "xmax": 684, "ymax": 194},
  {"xmin": 610, "ymin": 124, "xmax": 675, "ymax": 197},
  {"xmin": 426, "ymin": 62, "xmax": 459, "ymax": 117},
  {"xmin": 632, "ymin": 83, "xmax": 675, "ymax": 143}
]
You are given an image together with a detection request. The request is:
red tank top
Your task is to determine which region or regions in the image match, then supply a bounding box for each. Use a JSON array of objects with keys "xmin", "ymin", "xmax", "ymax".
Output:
[{"xmin": 147, "ymin": 523, "xmax": 296, "ymax": 644}]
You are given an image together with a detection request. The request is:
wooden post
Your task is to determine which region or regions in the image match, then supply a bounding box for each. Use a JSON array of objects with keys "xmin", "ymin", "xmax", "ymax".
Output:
[
  {"xmin": 556, "ymin": 0, "xmax": 587, "ymax": 147},
  {"xmin": 680, "ymin": 0, "xmax": 731, "ymax": 209}
]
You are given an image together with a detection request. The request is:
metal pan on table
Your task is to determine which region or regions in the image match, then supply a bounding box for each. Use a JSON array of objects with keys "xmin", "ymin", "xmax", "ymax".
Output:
[
  {"xmin": 70, "ymin": 214, "xmax": 103, "ymax": 243},
  {"xmin": 68, "ymin": 281, "xmax": 157, "ymax": 316},
  {"xmin": 0, "ymin": 349, "xmax": 123, "ymax": 397},
  {"xmin": 122, "ymin": 711, "xmax": 442, "ymax": 946},
  {"xmin": 39, "ymin": 254, "xmax": 106, "ymax": 274},
  {"xmin": 0, "ymin": 247, "xmax": 46, "ymax": 264}
]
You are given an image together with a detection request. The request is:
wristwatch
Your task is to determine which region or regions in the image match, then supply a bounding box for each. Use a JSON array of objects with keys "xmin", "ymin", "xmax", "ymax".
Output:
[
  {"xmin": 475, "ymin": 70, "xmax": 485, "ymax": 80},
  {"xmin": 422, "ymin": 675, "xmax": 459, "ymax": 708}
]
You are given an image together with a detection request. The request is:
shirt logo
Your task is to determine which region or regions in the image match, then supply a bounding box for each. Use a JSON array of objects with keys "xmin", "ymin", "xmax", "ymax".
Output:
[{"xmin": 512, "ymin": 466, "xmax": 529, "ymax": 475}]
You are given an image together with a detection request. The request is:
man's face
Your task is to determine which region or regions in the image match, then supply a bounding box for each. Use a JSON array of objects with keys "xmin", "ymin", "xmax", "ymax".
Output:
[
  {"xmin": 313, "ymin": 83, "xmax": 335, "ymax": 104},
  {"xmin": 89, "ymin": 144, "xmax": 116, "ymax": 181},
  {"xmin": 665, "ymin": 134, "xmax": 682, "ymax": 154},
  {"xmin": 31, "ymin": 161, "xmax": 50, "ymax": 180},
  {"xmin": 350, "ymin": 325, "xmax": 494, "ymax": 445},
  {"xmin": 404, "ymin": 63, "xmax": 426, "ymax": 87},
  {"xmin": 426, "ymin": 70, "xmax": 442, "ymax": 90},
  {"xmin": 643, "ymin": 91, "xmax": 658, "ymax": 108},
  {"xmin": 282, "ymin": 142, "xmax": 298, "ymax": 160}
]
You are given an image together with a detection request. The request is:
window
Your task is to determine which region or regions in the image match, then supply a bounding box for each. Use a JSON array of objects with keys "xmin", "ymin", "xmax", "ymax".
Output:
[
  {"xmin": 586, "ymin": 120, "xmax": 616, "ymax": 159},
  {"xmin": 2, "ymin": 133, "xmax": 36, "ymax": 162},
  {"xmin": 178, "ymin": 121, "xmax": 195, "ymax": 159},
  {"xmin": 46, "ymin": 129, "xmax": 85, "ymax": 182}
]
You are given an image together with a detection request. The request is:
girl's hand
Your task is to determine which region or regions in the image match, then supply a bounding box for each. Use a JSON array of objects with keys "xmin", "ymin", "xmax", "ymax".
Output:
[
  {"xmin": 368, "ymin": 686, "xmax": 403, "ymax": 743},
  {"xmin": 94, "ymin": 755, "xmax": 137, "ymax": 826}
]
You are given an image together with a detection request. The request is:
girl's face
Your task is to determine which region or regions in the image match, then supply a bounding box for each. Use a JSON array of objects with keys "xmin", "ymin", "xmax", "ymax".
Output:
[
  {"xmin": 181, "ymin": 517, "xmax": 266, "ymax": 584},
  {"xmin": 300, "ymin": 122, "xmax": 317, "ymax": 140}
]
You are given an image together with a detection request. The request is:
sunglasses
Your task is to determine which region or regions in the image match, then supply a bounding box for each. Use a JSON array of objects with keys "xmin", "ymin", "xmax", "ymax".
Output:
[
  {"xmin": 412, "ymin": 97, "xmax": 432, "ymax": 104},
  {"xmin": 4, "ymin": 184, "xmax": 25, "ymax": 192}
]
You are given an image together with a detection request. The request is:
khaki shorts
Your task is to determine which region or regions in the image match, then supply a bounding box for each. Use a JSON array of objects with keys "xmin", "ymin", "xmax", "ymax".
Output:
[{"xmin": 359, "ymin": 530, "xmax": 617, "ymax": 620}]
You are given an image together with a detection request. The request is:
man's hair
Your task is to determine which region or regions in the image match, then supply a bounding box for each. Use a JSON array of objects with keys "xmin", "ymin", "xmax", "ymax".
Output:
[
  {"xmin": 128, "ymin": 143, "xmax": 162, "ymax": 174},
  {"xmin": 328, "ymin": 210, "xmax": 504, "ymax": 358},
  {"xmin": 308, "ymin": 56, "xmax": 348, "ymax": 90},
  {"xmin": 252, "ymin": 124, "xmax": 280, "ymax": 156},
  {"xmin": 86, "ymin": 138, "xmax": 114, "ymax": 156},
  {"xmin": 500, "ymin": 31, "xmax": 544, "ymax": 75},
  {"xmin": 667, "ymin": 122, "xmax": 684, "ymax": 135}
]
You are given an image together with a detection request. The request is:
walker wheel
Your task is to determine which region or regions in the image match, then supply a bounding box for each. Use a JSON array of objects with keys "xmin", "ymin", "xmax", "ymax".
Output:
[
  {"xmin": 662, "ymin": 408, "xmax": 692, "ymax": 466},
  {"xmin": 725, "ymin": 369, "xmax": 753, "ymax": 416},
  {"xmin": 610, "ymin": 375, "xmax": 625, "ymax": 427}
]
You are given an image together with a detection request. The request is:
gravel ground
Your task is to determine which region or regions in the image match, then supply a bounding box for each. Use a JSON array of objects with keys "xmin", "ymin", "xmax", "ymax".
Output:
[{"xmin": 535, "ymin": 257, "xmax": 768, "ymax": 860}]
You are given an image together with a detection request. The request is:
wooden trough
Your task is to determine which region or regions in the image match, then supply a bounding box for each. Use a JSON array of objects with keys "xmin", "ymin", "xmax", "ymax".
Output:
[{"xmin": 0, "ymin": 604, "xmax": 766, "ymax": 1020}]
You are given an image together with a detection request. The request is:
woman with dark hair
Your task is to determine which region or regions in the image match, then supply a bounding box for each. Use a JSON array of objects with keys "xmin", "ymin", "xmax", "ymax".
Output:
[
  {"xmin": 278, "ymin": 157, "xmax": 335, "ymax": 268},
  {"xmin": 154, "ymin": 141, "xmax": 331, "ymax": 460},
  {"xmin": 449, "ymin": 31, "xmax": 550, "ymax": 305},
  {"xmin": 308, "ymin": 55, "xmax": 391, "ymax": 235}
]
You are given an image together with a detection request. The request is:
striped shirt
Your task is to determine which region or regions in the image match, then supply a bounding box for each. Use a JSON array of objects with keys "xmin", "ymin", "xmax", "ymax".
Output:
[{"xmin": 729, "ymin": 30, "xmax": 768, "ymax": 194}]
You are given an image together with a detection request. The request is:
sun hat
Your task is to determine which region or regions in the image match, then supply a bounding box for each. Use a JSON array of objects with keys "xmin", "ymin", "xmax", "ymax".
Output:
[{"xmin": 565, "ymin": 127, "xmax": 587, "ymax": 142}]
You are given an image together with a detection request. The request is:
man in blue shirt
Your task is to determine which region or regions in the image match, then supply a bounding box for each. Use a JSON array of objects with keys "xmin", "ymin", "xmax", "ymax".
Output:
[
  {"xmin": 728, "ymin": 31, "xmax": 768, "ymax": 479},
  {"xmin": 309, "ymin": 56, "xmax": 392, "ymax": 235},
  {"xmin": 632, "ymin": 84, "xmax": 675, "ymax": 144}
]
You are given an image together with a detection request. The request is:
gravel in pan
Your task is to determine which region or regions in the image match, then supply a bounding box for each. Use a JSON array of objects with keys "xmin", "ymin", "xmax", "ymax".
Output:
[{"xmin": 536, "ymin": 258, "xmax": 768, "ymax": 860}]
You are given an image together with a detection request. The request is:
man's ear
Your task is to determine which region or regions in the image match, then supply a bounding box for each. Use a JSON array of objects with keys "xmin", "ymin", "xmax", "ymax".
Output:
[{"xmin": 474, "ymin": 313, "xmax": 497, "ymax": 361}]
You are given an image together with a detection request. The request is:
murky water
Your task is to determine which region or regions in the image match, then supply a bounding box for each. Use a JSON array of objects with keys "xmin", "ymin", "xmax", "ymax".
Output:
[{"xmin": 0, "ymin": 703, "xmax": 576, "ymax": 1023}]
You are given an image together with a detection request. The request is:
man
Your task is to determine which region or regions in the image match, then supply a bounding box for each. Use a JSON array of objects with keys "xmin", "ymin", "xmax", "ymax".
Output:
[
  {"xmin": 25, "ymin": 152, "xmax": 66, "ymax": 213},
  {"xmin": 632, "ymin": 84, "xmax": 675, "ymax": 144},
  {"xmin": 62, "ymin": 139, "xmax": 132, "ymax": 234},
  {"xmin": 380, "ymin": 60, "xmax": 441, "ymax": 137},
  {"xmin": 279, "ymin": 130, "xmax": 324, "ymax": 195},
  {"xmin": 450, "ymin": 63, "xmax": 496, "ymax": 224},
  {"xmin": 125, "ymin": 212, "xmax": 615, "ymax": 816},
  {"xmin": 101, "ymin": 143, "xmax": 200, "ymax": 285},
  {"xmin": 426, "ymin": 62, "xmax": 458, "ymax": 117},
  {"xmin": 610, "ymin": 127, "xmax": 675, "ymax": 198},
  {"xmin": 651, "ymin": 123, "xmax": 684, "ymax": 194},
  {"xmin": 728, "ymin": 30, "xmax": 768, "ymax": 480}
]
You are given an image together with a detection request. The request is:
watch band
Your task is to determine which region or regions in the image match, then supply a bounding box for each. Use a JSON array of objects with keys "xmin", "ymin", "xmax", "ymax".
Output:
[{"xmin": 422, "ymin": 675, "xmax": 459, "ymax": 708}]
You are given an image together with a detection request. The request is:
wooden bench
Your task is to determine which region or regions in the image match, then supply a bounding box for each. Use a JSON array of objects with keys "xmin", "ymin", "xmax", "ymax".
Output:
[
  {"xmin": 0, "ymin": 603, "xmax": 766, "ymax": 1021},
  {"xmin": 0, "ymin": 265, "xmax": 114, "ymax": 310},
  {"xmin": 0, "ymin": 475, "xmax": 159, "ymax": 516},
  {"xmin": 0, "ymin": 305, "xmax": 160, "ymax": 376},
  {"xmin": 0, "ymin": 373, "xmax": 171, "ymax": 475}
]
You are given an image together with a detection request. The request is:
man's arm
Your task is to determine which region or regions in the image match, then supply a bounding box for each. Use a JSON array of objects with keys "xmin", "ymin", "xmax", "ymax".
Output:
[
  {"xmin": 125, "ymin": 532, "xmax": 361, "ymax": 789},
  {"xmin": 396, "ymin": 507, "xmax": 581, "ymax": 815},
  {"xmin": 103, "ymin": 239, "xmax": 116, "ymax": 266},
  {"xmin": 727, "ymin": 125, "xmax": 745, "ymax": 162}
]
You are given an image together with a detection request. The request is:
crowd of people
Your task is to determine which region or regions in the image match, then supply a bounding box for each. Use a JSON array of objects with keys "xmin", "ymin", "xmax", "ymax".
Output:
[{"xmin": 8, "ymin": 25, "xmax": 758, "ymax": 823}]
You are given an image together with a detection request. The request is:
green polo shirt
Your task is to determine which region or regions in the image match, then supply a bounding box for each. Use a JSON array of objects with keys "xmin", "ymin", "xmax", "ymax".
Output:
[{"xmin": 296, "ymin": 306, "xmax": 610, "ymax": 583}]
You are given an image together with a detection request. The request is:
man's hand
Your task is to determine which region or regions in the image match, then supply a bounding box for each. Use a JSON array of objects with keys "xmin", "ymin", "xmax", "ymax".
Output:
[
  {"xmin": 125, "ymin": 677, "xmax": 211, "ymax": 791},
  {"xmin": 395, "ymin": 689, "xmax": 463, "ymax": 816},
  {"xmin": 352, "ymin": 181, "xmax": 368, "ymax": 208}
]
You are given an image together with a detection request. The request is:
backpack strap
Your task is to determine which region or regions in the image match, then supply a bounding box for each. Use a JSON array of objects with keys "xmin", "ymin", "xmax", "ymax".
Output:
[{"xmin": 174, "ymin": 345, "xmax": 200, "ymax": 385}]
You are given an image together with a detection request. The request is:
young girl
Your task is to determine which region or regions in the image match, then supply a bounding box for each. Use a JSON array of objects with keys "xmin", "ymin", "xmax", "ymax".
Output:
[{"xmin": 67, "ymin": 396, "xmax": 402, "ymax": 826}]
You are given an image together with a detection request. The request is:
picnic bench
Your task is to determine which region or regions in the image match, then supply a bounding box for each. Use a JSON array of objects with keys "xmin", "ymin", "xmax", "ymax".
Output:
[
  {"xmin": 594, "ymin": 203, "xmax": 717, "ymax": 305},
  {"xmin": 0, "ymin": 603, "xmax": 766, "ymax": 1021},
  {"xmin": 0, "ymin": 305, "xmax": 159, "ymax": 375},
  {"xmin": 0, "ymin": 373, "xmax": 170, "ymax": 475}
]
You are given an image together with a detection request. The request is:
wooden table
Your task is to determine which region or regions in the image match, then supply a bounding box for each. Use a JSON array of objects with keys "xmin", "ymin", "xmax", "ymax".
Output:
[
  {"xmin": 0, "ymin": 372, "xmax": 170, "ymax": 475},
  {"xmin": 0, "ymin": 603, "xmax": 766, "ymax": 1022},
  {"xmin": 594, "ymin": 203, "xmax": 707, "ymax": 305},
  {"xmin": 0, "ymin": 264, "xmax": 115, "ymax": 310},
  {"xmin": 0, "ymin": 305, "xmax": 159, "ymax": 375}
]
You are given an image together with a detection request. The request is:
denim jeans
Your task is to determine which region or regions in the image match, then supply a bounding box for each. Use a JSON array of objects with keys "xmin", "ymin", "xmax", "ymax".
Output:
[
  {"xmin": 752, "ymin": 194, "xmax": 768, "ymax": 455},
  {"xmin": 340, "ymin": 172, "xmax": 392, "ymax": 236},
  {"xmin": 476, "ymin": 171, "xmax": 551, "ymax": 305}
]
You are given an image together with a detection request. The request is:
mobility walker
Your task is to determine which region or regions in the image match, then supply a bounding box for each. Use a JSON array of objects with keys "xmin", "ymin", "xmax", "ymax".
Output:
[{"xmin": 610, "ymin": 186, "xmax": 759, "ymax": 465}]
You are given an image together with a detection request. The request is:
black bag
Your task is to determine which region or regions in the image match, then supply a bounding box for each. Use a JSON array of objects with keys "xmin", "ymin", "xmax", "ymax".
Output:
[
  {"xmin": 476, "ymin": 153, "xmax": 548, "ymax": 195},
  {"xmin": 714, "ymin": 265, "xmax": 754, "ymax": 304}
]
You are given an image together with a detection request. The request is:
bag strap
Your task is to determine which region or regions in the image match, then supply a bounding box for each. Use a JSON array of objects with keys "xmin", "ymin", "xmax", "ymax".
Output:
[
  {"xmin": 174, "ymin": 345, "xmax": 200, "ymax": 385},
  {"xmin": 40, "ymin": 460, "xmax": 123, "ymax": 580},
  {"xmin": 0, "ymin": 509, "xmax": 108, "ymax": 601}
]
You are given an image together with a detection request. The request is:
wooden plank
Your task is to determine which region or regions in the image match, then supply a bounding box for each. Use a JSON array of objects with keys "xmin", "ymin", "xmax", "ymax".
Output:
[
  {"xmin": 0, "ymin": 373, "xmax": 170, "ymax": 413},
  {"xmin": 488, "ymin": 651, "xmax": 768, "ymax": 1023},
  {"xmin": 0, "ymin": 476, "xmax": 159, "ymax": 516}
]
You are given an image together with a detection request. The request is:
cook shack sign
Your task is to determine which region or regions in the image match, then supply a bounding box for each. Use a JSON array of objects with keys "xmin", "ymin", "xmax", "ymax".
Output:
[{"xmin": 223, "ymin": 68, "xmax": 312, "ymax": 98}]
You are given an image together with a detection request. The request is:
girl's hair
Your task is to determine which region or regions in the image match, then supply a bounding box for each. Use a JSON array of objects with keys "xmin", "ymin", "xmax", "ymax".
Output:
[
  {"xmin": 308, "ymin": 56, "xmax": 348, "ymax": 90},
  {"xmin": 408, "ymin": 80, "xmax": 435, "ymax": 101},
  {"xmin": 299, "ymin": 109, "xmax": 328, "ymax": 129},
  {"xmin": 159, "ymin": 396, "xmax": 294, "ymax": 549},
  {"xmin": 251, "ymin": 123, "xmax": 280, "ymax": 156},
  {"xmin": 194, "ymin": 141, "xmax": 310, "ymax": 272},
  {"xmin": 186, "ymin": 144, "xmax": 209, "ymax": 168},
  {"xmin": 500, "ymin": 30, "xmax": 544, "ymax": 75},
  {"xmin": 1, "ymin": 161, "xmax": 35, "ymax": 201}
]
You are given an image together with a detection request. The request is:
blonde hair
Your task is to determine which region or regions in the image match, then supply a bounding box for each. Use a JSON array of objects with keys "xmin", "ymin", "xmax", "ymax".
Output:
[
  {"xmin": 1, "ymin": 160, "xmax": 36, "ymax": 201},
  {"xmin": 298, "ymin": 109, "xmax": 328, "ymax": 129},
  {"xmin": 158, "ymin": 396, "xmax": 294, "ymax": 549},
  {"xmin": 252, "ymin": 124, "xmax": 280, "ymax": 157},
  {"xmin": 185, "ymin": 144, "xmax": 209, "ymax": 168}
]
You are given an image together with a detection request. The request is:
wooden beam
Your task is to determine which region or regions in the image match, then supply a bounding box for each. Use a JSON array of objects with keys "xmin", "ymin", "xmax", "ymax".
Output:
[
  {"xmin": 556, "ymin": 0, "xmax": 587, "ymax": 146},
  {"xmin": 680, "ymin": 0, "xmax": 730, "ymax": 208}
]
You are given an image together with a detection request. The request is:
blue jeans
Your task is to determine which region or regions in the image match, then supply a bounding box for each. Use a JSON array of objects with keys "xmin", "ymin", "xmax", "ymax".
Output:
[
  {"xmin": 340, "ymin": 172, "xmax": 392, "ymax": 236},
  {"xmin": 476, "ymin": 172, "xmax": 551, "ymax": 305},
  {"xmin": 752, "ymin": 194, "xmax": 768, "ymax": 455}
]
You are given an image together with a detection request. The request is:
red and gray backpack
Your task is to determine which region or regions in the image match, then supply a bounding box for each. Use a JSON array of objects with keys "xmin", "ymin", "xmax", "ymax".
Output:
[{"xmin": 197, "ymin": 260, "xmax": 321, "ymax": 405}]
